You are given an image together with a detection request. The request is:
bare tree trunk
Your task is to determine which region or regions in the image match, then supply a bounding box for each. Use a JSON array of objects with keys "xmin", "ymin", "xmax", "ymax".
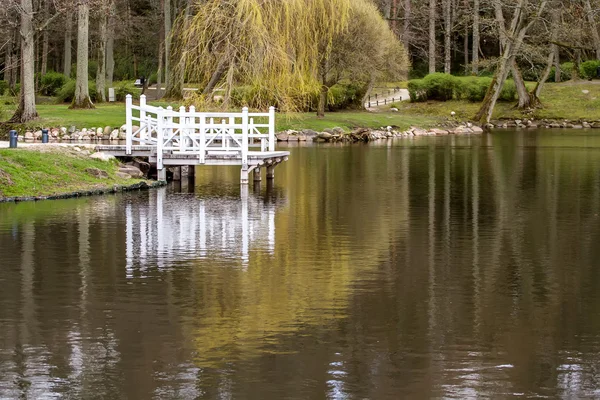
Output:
[
  {"xmin": 96, "ymin": 10, "xmax": 107, "ymax": 102},
  {"xmin": 401, "ymin": 0, "xmax": 411, "ymax": 51},
  {"xmin": 443, "ymin": 0, "xmax": 451, "ymax": 73},
  {"xmin": 472, "ymin": 0, "xmax": 479, "ymax": 74},
  {"xmin": 390, "ymin": 0, "xmax": 398, "ymax": 34},
  {"xmin": 362, "ymin": 72, "xmax": 376, "ymax": 108},
  {"xmin": 156, "ymin": 0, "xmax": 164, "ymax": 98},
  {"xmin": 584, "ymin": 0, "xmax": 600, "ymax": 59},
  {"xmin": 530, "ymin": 47, "xmax": 554, "ymax": 106},
  {"xmin": 317, "ymin": 85, "xmax": 327, "ymax": 118},
  {"xmin": 163, "ymin": 0, "xmax": 172, "ymax": 94},
  {"xmin": 202, "ymin": 56, "xmax": 228, "ymax": 96},
  {"xmin": 5, "ymin": 32, "xmax": 14, "ymax": 89},
  {"xmin": 9, "ymin": 0, "xmax": 38, "ymax": 122},
  {"xmin": 464, "ymin": 22, "xmax": 469, "ymax": 74},
  {"xmin": 40, "ymin": 0, "xmax": 49, "ymax": 77},
  {"xmin": 9, "ymin": 28, "xmax": 19, "ymax": 90},
  {"xmin": 72, "ymin": 1, "xmax": 94, "ymax": 109},
  {"xmin": 512, "ymin": 61, "xmax": 531, "ymax": 108},
  {"xmin": 475, "ymin": 0, "xmax": 548, "ymax": 123},
  {"xmin": 106, "ymin": 0, "xmax": 115, "ymax": 88},
  {"xmin": 63, "ymin": 14, "xmax": 72, "ymax": 77},
  {"xmin": 429, "ymin": 0, "xmax": 436, "ymax": 73}
]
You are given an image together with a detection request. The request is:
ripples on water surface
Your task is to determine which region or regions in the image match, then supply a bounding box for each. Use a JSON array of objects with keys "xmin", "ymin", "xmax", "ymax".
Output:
[{"xmin": 1, "ymin": 129, "xmax": 600, "ymax": 399}]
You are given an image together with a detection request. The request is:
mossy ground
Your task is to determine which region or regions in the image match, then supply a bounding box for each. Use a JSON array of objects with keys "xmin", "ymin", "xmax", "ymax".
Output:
[{"xmin": 0, "ymin": 147, "xmax": 144, "ymax": 198}]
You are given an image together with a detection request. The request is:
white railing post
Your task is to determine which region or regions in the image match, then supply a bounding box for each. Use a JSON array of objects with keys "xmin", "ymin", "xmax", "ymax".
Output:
[
  {"xmin": 189, "ymin": 106, "xmax": 196, "ymax": 152},
  {"xmin": 140, "ymin": 95, "xmax": 147, "ymax": 141},
  {"xmin": 156, "ymin": 107, "xmax": 164, "ymax": 170},
  {"xmin": 166, "ymin": 106, "xmax": 173, "ymax": 147},
  {"xmin": 242, "ymin": 107, "xmax": 249, "ymax": 166},
  {"xmin": 199, "ymin": 113, "xmax": 205, "ymax": 164},
  {"xmin": 126, "ymin": 94, "xmax": 133, "ymax": 154},
  {"xmin": 179, "ymin": 106, "xmax": 187, "ymax": 152},
  {"xmin": 269, "ymin": 106, "xmax": 275, "ymax": 151}
]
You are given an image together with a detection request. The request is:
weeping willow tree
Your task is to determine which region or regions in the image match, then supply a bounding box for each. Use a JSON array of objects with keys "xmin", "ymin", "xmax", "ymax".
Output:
[{"xmin": 169, "ymin": 0, "xmax": 405, "ymax": 112}]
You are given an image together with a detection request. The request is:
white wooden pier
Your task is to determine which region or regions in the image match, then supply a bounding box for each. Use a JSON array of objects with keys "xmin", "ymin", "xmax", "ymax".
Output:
[{"xmin": 96, "ymin": 94, "xmax": 289, "ymax": 183}]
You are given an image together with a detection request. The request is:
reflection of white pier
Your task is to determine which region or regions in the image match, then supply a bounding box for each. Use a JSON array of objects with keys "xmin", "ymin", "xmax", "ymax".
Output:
[
  {"xmin": 125, "ymin": 187, "xmax": 276, "ymax": 274},
  {"xmin": 97, "ymin": 95, "xmax": 289, "ymax": 184}
]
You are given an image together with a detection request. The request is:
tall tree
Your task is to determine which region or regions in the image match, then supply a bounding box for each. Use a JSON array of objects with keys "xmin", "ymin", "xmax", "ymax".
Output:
[
  {"xmin": 443, "ymin": 0, "xmax": 452, "ymax": 73},
  {"xmin": 429, "ymin": 0, "xmax": 436, "ymax": 73},
  {"xmin": 105, "ymin": 0, "xmax": 115, "ymax": 88},
  {"xmin": 63, "ymin": 14, "xmax": 72, "ymax": 77},
  {"xmin": 96, "ymin": 4, "xmax": 108, "ymax": 102},
  {"xmin": 72, "ymin": 0, "xmax": 94, "ymax": 108},
  {"xmin": 584, "ymin": 0, "xmax": 600, "ymax": 58},
  {"xmin": 163, "ymin": 0, "xmax": 172, "ymax": 95},
  {"xmin": 475, "ymin": 0, "xmax": 548, "ymax": 123},
  {"xmin": 9, "ymin": 0, "xmax": 38, "ymax": 122},
  {"xmin": 472, "ymin": 0, "xmax": 479, "ymax": 74}
]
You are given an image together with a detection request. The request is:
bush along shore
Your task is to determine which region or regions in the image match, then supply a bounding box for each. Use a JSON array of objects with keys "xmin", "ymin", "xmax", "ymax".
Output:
[
  {"xmin": 0, "ymin": 145, "xmax": 165, "ymax": 203},
  {"xmin": 276, "ymin": 124, "xmax": 484, "ymax": 143}
]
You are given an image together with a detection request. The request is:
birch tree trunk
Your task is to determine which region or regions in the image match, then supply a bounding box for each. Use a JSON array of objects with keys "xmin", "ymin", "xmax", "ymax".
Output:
[
  {"xmin": 429, "ymin": 0, "xmax": 436, "ymax": 73},
  {"xmin": 443, "ymin": 0, "xmax": 451, "ymax": 73},
  {"xmin": 5, "ymin": 32, "xmax": 14, "ymax": 90},
  {"xmin": 72, "ymin": 1, "xmax": 94, "ymax": 109},
  {"xmin": 472, "ymin": 0, "xmax": 479, "ymax": 74},
  {"xmin": 63, "ymin": 14, "xmax": 72, "ymax": 77},
  {"xmin": 584, "ymin": 0, "xmax": 600, "ymax": 59},
  {"xmin": 9, "ymin": 0, "xmax": 38, "ymax": 122},
  {"xmin": 96, "ymin": 11, "xmax": 108, "ymax": 102}
]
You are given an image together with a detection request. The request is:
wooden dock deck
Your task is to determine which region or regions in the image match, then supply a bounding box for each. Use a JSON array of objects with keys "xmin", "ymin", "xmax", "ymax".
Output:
[{"xmin": 99, "ymin": 95, "xmax": 290, "ymax": 183}]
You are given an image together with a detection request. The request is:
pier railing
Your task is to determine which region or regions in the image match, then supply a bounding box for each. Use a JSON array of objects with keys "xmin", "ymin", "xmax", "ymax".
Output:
[{"xmin": 125, "ymin": 94, "xmax": 276, "ymax": 169}]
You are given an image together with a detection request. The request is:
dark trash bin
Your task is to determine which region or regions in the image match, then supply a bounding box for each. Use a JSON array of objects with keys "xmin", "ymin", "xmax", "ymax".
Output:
[
  {"xmin": 42, "ymin": 129, "xmax": 49, "ymax": 144},
  {"xmin": 9, "ymin": 130, "xmax": 18, "ymax": 148}
]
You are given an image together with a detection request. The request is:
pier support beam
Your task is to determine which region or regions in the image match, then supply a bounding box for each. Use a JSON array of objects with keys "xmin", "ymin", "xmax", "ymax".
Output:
[
  {"xmin": 241, "ymin": 166, "xmax": 249, "ymax": 185},
  {"xmin": 158, "ymin": 168, "xmax": 167, "ymax": 181},
  {"xmin": 172, "ymin": 166, "xmax": 181, "ymax": 181},
  {"xmin": 253, "ymin": 167, "xmax": 262, "ymax": 182},
  {"xmin": 267, "ymin": 165, "xmax": 275, "ymax": 180}
]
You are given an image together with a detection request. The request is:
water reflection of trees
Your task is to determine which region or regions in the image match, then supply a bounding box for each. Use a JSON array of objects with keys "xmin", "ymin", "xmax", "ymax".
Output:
[{"xmin": 1, "ymin": 134, "xmax": 600, "ymax": 398}]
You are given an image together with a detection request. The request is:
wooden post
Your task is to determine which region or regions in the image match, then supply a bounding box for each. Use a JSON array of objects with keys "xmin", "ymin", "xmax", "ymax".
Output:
[
  {"xmin": 172, "ymin": 166, "xmax": 181, "ymax": 181},
  {"xmin": 268, "ymin": 106, "xmax": 275, "ymax": 151},
  {"xmin": 156, "ymin": 107, "xmax": 164, "ymax": 172},
  {"xmin": 126, "ymin": 94, "xmax": 132, "ymax": 154},
  {"xmin": 241, "ymin": 107, "xmax": 249, "ymax": 184},
  {"xmin": 253, "ymin": 167, "xmax": 261, "ymax": 182},
  {"xmin": 140, "ymin": 94, "xmax": 146, "ymax": 141},
  {"xmin": 266, "ymin": 165, "xmax": 275, "ymax": 179}
]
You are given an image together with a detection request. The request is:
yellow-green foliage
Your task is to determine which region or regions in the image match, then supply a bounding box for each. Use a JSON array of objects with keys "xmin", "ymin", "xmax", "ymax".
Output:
[{"xmin": 175, "ymin": 0, "xmax": 407, "ymax": 111}]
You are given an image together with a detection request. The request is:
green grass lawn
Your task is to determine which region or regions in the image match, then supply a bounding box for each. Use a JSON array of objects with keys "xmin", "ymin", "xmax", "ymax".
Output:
[
  {"xmin": 3, "ymin": 79, "xmax": 599, "ymax": 135},
  {"xmin": 395, "ymin": 80, "xmax": 600, "ymax": 121},
  {"xmin": 1, "ymin": 95, "xmax": 440, "ymax": 132},
  {"xmin": 0, "ymin": 147, "xmax": 143, "ymax": 198}
]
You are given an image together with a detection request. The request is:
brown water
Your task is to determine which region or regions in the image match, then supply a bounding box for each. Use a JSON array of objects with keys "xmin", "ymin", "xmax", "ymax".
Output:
[{"xmin": 2, "ymin": 130, "xmax": 600, "ymax": 399}]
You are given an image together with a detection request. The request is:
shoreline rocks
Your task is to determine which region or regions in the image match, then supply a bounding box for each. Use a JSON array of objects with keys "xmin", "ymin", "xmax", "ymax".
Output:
[
  {"xmin": 276, "ymin": 125, "xmax": 484, "ymax": 144},
  {"xmin": 489, "ymin": 118, "xmax": 600, "ymax": 130}
]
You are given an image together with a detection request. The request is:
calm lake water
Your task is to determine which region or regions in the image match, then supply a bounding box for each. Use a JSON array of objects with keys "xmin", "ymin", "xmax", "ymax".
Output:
[{"xmin": 1, "ymin": 129, "xmax": 600, "ymax": 399}]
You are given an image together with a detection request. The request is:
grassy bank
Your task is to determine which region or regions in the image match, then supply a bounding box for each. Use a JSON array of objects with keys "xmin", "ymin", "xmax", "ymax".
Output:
[
  {"xmin": 0, "ymin": 147, "xmax": 144, "ymax": 199},
  {"xmin": 394, "ymin": 80, "xmax": 600, "ymax": 121},
  {"xmin": 1, "ymin": 95, "xmax": 439, "ymax": 133}
]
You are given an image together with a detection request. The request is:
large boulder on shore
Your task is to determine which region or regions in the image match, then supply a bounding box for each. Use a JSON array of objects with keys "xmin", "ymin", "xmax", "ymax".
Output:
[
  {"xmin": 301, "ymin": 129, "xmax": 319, "ymax": 138},
  {"xmin": 85, "ymin": 168, "xmax": 109, "ymax": 179},
  {"xmin": 118, "ymin": 165, "xmax": 144, "ymax": 178},
  {"xmin": 275, "ymin": 131, "xmax": 289, "ymax": 141},
  {"xmin": 90, "ymin": 152, "xmax": 116, "ymax": 162}
]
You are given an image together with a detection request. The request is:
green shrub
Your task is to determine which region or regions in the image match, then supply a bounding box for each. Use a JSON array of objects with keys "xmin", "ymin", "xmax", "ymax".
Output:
[
  {"xmin": 56, "ymin": 79, "xmax": 98, "ymax": 103},
  {"xmin": 459, "ymin": 77, "xmax": 492, "ymax": 102},
  {"xmin": 422, "ymin": 73, "xmax": 458, "ymax": 101},
  {"xmin": 40, "ymin": 71, "xmax": 68, "ymax": 96},
  {"xmin": 112, "ymin": 81, "xmax": 140, "ymax": 101},
  {"xmin": 407, "ymin": 79, "xmax": 427, "ymax": 102},
  {"xmin": 580, "ymin": 60, "xmax": 600, "ymax": 80},
  {"xmin": 0, "ymin": 80, "xmax": 8, "ymax": 96},
  {"xmin": 327, "ymin": 83, "xmax": 364, "ymax": 110},
  {"xmin": 499, "ymin": 79, "xmax": 516, "ymax": 101}
]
